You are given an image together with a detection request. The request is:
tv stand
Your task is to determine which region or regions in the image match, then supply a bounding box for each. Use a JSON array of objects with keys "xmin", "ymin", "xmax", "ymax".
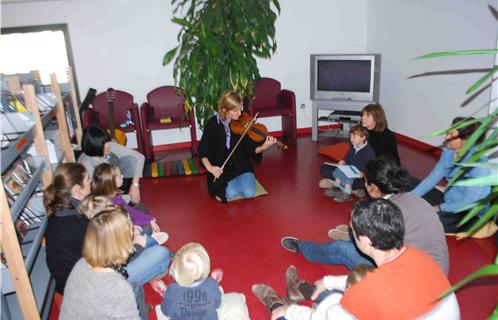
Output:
[{"xmin": 311, "ymin": 99, "xmax": 374, "ymax": 141}]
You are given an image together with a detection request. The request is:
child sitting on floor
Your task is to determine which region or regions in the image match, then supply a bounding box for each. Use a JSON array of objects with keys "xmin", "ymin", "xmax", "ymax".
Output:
[
  {"xmin": 253, "ymin": 264, "xmax": 374, "ymax": 320},
  {"xmin": 326, "ymin": 125, "xmax": 375, "ymax": 203},
  {"xmin": 79, "ymin": 194, "xmax": 166, "ymax": 250},
  {"xmin": 91, "ymin": 163, "xmax": 168, "ymax": 245},
  {"xmin": 156, "ymin": 242, "xmax": 249, "ymax": 320}
]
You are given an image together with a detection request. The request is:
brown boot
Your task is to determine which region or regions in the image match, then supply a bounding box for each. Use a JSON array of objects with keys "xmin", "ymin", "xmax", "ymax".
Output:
[
  {"xmin": 286, "ymin": 265, "xmax": 307, "ymax": 303},
  {"xmin": 252, "ymin": 284, "xmax": 287, "ymax": 311}
]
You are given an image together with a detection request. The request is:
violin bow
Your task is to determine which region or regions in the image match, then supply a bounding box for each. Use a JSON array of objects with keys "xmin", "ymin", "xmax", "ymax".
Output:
[{"xmin": 213, "ymin": 113, "xmax": 259, "ymax": 182}]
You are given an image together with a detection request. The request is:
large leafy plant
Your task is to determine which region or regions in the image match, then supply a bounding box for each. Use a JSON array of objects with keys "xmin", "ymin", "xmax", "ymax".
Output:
[
  {"xmin": 163, "ymin": 0, "xmax": 280, "ymax": 128},
  {"xmin": 415, "ymin": 42, "xmax": 498, "ymax": 319}
]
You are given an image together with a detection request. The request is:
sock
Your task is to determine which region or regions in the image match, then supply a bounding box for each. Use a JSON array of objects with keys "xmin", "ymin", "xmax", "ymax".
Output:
[
  {"xmin": 298, "ymin": 282, "xmax": 316, "ymax": 300},
  {"xmin": 269, "ymin": 302, "xmax": 285, "ymax": 312}
]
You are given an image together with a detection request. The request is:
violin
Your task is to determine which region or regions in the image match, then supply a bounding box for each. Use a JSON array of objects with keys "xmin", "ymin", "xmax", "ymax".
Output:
[{"xmin": 230, "ymin": 113, "xmax": 288, "ymax": 150}]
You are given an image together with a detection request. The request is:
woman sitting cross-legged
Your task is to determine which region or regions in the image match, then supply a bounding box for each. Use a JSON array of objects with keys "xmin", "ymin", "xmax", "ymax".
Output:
[
  {"xmin": 412, "ymin": 116, "xmax": 492, "ymax": 234},
  {"xmin": 60, "ymin": 207, "xmax": 140, "ymax": 319}
]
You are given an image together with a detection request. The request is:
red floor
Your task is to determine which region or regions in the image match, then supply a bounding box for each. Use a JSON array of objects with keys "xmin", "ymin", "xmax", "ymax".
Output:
[
  {"xmin": 138, "ymin": 135, "xmax": 498, "ymax": 320},
  {"xmin": 50, "ymin": 135, "xmax": 498, "ymax": 319}
]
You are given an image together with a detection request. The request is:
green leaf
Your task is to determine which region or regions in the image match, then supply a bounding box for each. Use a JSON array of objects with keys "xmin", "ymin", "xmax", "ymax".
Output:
[
  {"xmin": 456, "ymin": 162, "xmax": 498, "ymax": 170},
  {"xmin": 162, "ymin": 46, "xmax": 178, "ymax": 66},
  {"xmin": 466, "ymin": 65, "xmax": 498, "ymax": 94},
  {"xmin": 440, "ymin": 264, "xmax": 498, "ymax": 298},
  {"xmin": 415, "ymin": 49, "xmax": 498, "ymax": 60},
  {"xmin": 171, "ymin": 17, "xmax": 194, "ymax": 28},
  {"xmin": 424, "ymin": 118, "xmax": 481, "ymax": 137},
  {"xmin": 456, "ymin": 110, "xmax": 498, "ymax": 160},
  {"xmin": 271, "ymin": 0, "xmax": 281, "ymax": 14},
  {"xmin": 461, "ymin": 202, "xmax": 498, "ymax": 234},
  {"xmin": 453, "ymin": 175, "xmax": 498, "ymax": 187}
]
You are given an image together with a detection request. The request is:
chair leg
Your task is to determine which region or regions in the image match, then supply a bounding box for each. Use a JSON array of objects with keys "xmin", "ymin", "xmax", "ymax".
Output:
[{"xmin": 282, "ymin": 114, "xmax": 297, "ymax": 144}]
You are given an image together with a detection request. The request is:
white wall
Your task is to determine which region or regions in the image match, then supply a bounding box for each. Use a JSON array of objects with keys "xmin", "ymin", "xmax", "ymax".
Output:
[
  {"xmin": 366, "ymin": 0, "xmax": 498, "ymax": 145},
  {"xmin": 1, "ymin": 0, "xmax": 368, "ymax": 147}
]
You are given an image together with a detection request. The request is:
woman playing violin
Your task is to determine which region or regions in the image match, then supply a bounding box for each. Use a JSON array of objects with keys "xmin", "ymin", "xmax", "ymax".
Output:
[{"xmin": 199, "ymin": 91, "xmax": 277, "ymax": 202}]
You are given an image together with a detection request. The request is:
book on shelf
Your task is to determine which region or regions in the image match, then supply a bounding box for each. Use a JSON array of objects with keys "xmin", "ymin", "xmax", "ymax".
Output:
[
  {"xmin": 3, "ymin": 175, "xmax": 24, "ymax": 196},
  {"xmin": 11, "ymin": 162, "xmax": 32, "ymax": 186},
  {"xmin": 323, "ymin": 162, "xmax": 361, "ymax": 179}
]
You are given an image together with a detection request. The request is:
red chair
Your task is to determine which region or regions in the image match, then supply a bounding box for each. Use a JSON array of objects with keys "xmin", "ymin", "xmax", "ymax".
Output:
[
  {"xmin": 140, "ymin": 86, "xmax": 197, "ymax": 161},
  {"xmin": 245, "ymin": 77, "xmax": 297, "ymax": 143},
  {"xmin": 81, "ymin": 89, "xmax": 144, "ymax": 154}
]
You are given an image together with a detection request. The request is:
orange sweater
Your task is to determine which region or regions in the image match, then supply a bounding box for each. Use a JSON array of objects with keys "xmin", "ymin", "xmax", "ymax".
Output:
[{"xmin": 341, "ymin": 246, "xmax": 451, "ymax": 320}]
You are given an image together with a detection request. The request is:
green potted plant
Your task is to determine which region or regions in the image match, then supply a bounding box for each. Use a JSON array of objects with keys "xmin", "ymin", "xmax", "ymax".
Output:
[
  {"xmin": 415, "ymin": 44, "xmax": 498, "ymax": 318},
  {"xmin": 163, "ymin": 0, "xmax": 281, "ymax": 128}
]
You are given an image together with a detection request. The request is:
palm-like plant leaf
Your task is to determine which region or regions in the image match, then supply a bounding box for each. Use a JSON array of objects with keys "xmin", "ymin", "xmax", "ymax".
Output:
[
  {"xmin": 415, "ymin": 49, "xmax": 498, "ymax": 60},
  {"xmin": 440, "ymin": 264, "xmax": 498, "ymax": 298}
]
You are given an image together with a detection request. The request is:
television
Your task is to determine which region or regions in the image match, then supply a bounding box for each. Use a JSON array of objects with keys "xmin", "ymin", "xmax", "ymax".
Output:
[{"xmin": 310, "ymin": 54, "xmax": 381, "ymax": 102}]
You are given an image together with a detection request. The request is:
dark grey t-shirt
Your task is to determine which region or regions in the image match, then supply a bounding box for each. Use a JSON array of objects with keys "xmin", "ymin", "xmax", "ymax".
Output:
[
  {"xmin": 161, "ymin": 277, "xmax": 222, "ymax": 320},
  {"xmin": 389, "ymin": 192, "xmax": 449, "ymax": 274}
]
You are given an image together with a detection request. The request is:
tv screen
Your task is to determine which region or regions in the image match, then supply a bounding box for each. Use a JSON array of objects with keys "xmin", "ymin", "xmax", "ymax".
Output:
[
  {"xmin": 310, "ymin": 54, "xmax": 380, "ymax": 102},
  {"xmin": 317, "ymin": 60, "xmax": 371, "ymax": 93}
]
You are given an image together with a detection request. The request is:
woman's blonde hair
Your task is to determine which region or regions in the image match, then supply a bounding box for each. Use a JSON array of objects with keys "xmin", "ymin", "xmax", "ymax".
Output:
[
  {"xmin": 44, "ymin": 163, "xmax": 87, "ymax": 216},
  {"xmin": 83, "ymin": 207, "xmax": 134, "ymax": 268},
  {"xmin": 169, "ymin": 242, "xmax": 210, "ymax": 287},
  {"xmin": 91, "ymin": 163, "xmax": 120, "ymax": 197},
  {"xmin": 79, "ymin": 194, "xmax": 114, "ymax": 219},
  {"xmin": 218, "ymin": 92, "xmax": 242, "ymax": 120},
  {"xmin": 362, "ymin": 104, "xmax": 388, "ymax": 132}
]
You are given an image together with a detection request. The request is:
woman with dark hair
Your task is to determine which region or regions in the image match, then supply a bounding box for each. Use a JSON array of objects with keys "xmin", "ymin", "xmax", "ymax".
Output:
[
  {"xmin": 78, "ymin": 124, "xmax": 145, "ymax": 204},
  {"xmin": 412, "ymin": 117, "xmax": 491, "ymax": 232},
  {"xmin": 45, "ymin": 163, "xmax": 171, "ymax": 306},
  {"xmin": 360, "ymin": 104, "xmax": 400, "ymax": 163},
  {"xmin": 44, "ymin": 163, "xmax": 91, "ymax": 294},
  {"xmin": 319, "ymin": 104, "xmax": 400, "ymax": 193},
  {"xmin": 282, "ymin": 156, "xmax": 449, "ymax": 274}
]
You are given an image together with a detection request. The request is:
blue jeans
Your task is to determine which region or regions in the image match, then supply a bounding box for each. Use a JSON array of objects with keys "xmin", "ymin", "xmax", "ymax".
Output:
[
  {"xmin": 127, "ymin": 245, "xmax": 170, "ymax": 286},
  {"xmin": 226, "ymin": 172, "xmax": 256, "ymax": 200},
  {"xmin": 332, "ymin": 168, "xmax": 354, "ymax": 187},
  {"xmin": 298, "ymin": 240, "xmax": 374, "ymax": 269}
]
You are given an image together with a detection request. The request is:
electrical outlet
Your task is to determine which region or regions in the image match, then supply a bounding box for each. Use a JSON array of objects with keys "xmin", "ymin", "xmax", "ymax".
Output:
[{"xmin": 300, "ymin": 103, "xmax": 306, "ymax": 109}]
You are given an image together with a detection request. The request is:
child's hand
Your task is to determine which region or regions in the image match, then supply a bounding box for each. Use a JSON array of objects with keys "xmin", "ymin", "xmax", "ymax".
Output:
[
  {"xmin": 338, "ymin": 160, "xmax": 346, "ymax": 165},
  {"xmin": 133, "ymin": 226, "xmax": 142, "ymax": 236},
  {"xmin": 129, "ymin": 185, "xmax": 141, "ymax": 204},
  {"xmin": 133, "ymin": 234, "xmax": 147, "ymax": 247},
  {"xmin": 358, "ymin": 171, "xmax": 364, "ymax": 178},
  {"xmin": 151, "ymin": 220, "xmax": 160, "ymax": 233},
  {"xmin": 311, "ymin": 279, "xmax": 327, "ymax": 301}
]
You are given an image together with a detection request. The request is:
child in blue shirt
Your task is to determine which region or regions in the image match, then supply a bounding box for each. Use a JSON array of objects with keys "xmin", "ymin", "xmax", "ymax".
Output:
[
  {"xmin": 326, "ymin": 125, "xmax": 375, "ymax": 203},
  {"xmin": 156, "ymin": 242, "xmax": 249, "ymax": 320}
]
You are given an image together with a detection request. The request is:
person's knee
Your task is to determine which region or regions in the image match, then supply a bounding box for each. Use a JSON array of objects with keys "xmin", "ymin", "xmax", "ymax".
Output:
[
  {"xmin": 120, "ymin": 156, "xmax": 137, "ymax": 177},
  {"xmin": 225, "ymin": 187, "xmax": 238, "ymax": 200},
  {"xmin": 241, "ymin": 187, "xmax": 256, "ymax": 199},
  {"xmin": 149, "ymin": 245, "xmax": 171, "ymax": 272}
]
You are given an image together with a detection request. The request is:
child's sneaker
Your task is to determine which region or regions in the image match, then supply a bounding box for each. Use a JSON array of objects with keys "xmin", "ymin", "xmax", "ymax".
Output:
[
  {"xmin": 325, "ymin": 186, "xmax": 342, "ymax": 198},
  {"xmin": 334, "ymin": 192, "xmax": 353, "ymax": 203},
  {"xmin": 318, "ymin": 178, "xmax": 334, "ymax": 189},
  {"xmin": 150, "ymin": 279, "xmax": 167, "ymax": 298},
  {"xmin": 210, "ymin": 268, "xmax": 224, "ymax": 283},
  {"xmin": 151, "ymin": 232, "xmax": 169, "ymax": 245}
]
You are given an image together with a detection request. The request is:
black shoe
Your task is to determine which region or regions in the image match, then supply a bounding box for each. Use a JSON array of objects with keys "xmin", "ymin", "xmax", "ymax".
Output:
[{"xmin": 281, "ymin": 237, "xmax": 299, "ymax": 253}]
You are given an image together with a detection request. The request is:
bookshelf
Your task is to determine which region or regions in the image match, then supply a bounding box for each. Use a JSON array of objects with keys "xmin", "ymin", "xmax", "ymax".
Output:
[{"xmin": 1, "ymin": 74, "xmax": 78, "ymax": 319}]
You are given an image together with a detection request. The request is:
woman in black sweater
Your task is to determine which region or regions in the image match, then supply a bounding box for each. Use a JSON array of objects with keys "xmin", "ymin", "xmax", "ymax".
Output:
[
  {"xmin": 319, "ymin": 103, "xmax": 400, "ymax": 192},
  {"xmin": 360, "ymin": 103, "xmax": 400, "ymax": 164},
  {"xmin": 198, "ymin": 92, "xmax": 276, "ymax": 202},
  {"xmin": 44, "ymin": 163, "xmax": 91, "ymax": 294}
]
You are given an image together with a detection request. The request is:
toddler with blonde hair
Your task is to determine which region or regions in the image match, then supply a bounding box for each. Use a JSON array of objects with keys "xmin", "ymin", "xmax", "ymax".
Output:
[{"xmin": 156, "ymin": 242, "xmax": 249, "ymax": 320}]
